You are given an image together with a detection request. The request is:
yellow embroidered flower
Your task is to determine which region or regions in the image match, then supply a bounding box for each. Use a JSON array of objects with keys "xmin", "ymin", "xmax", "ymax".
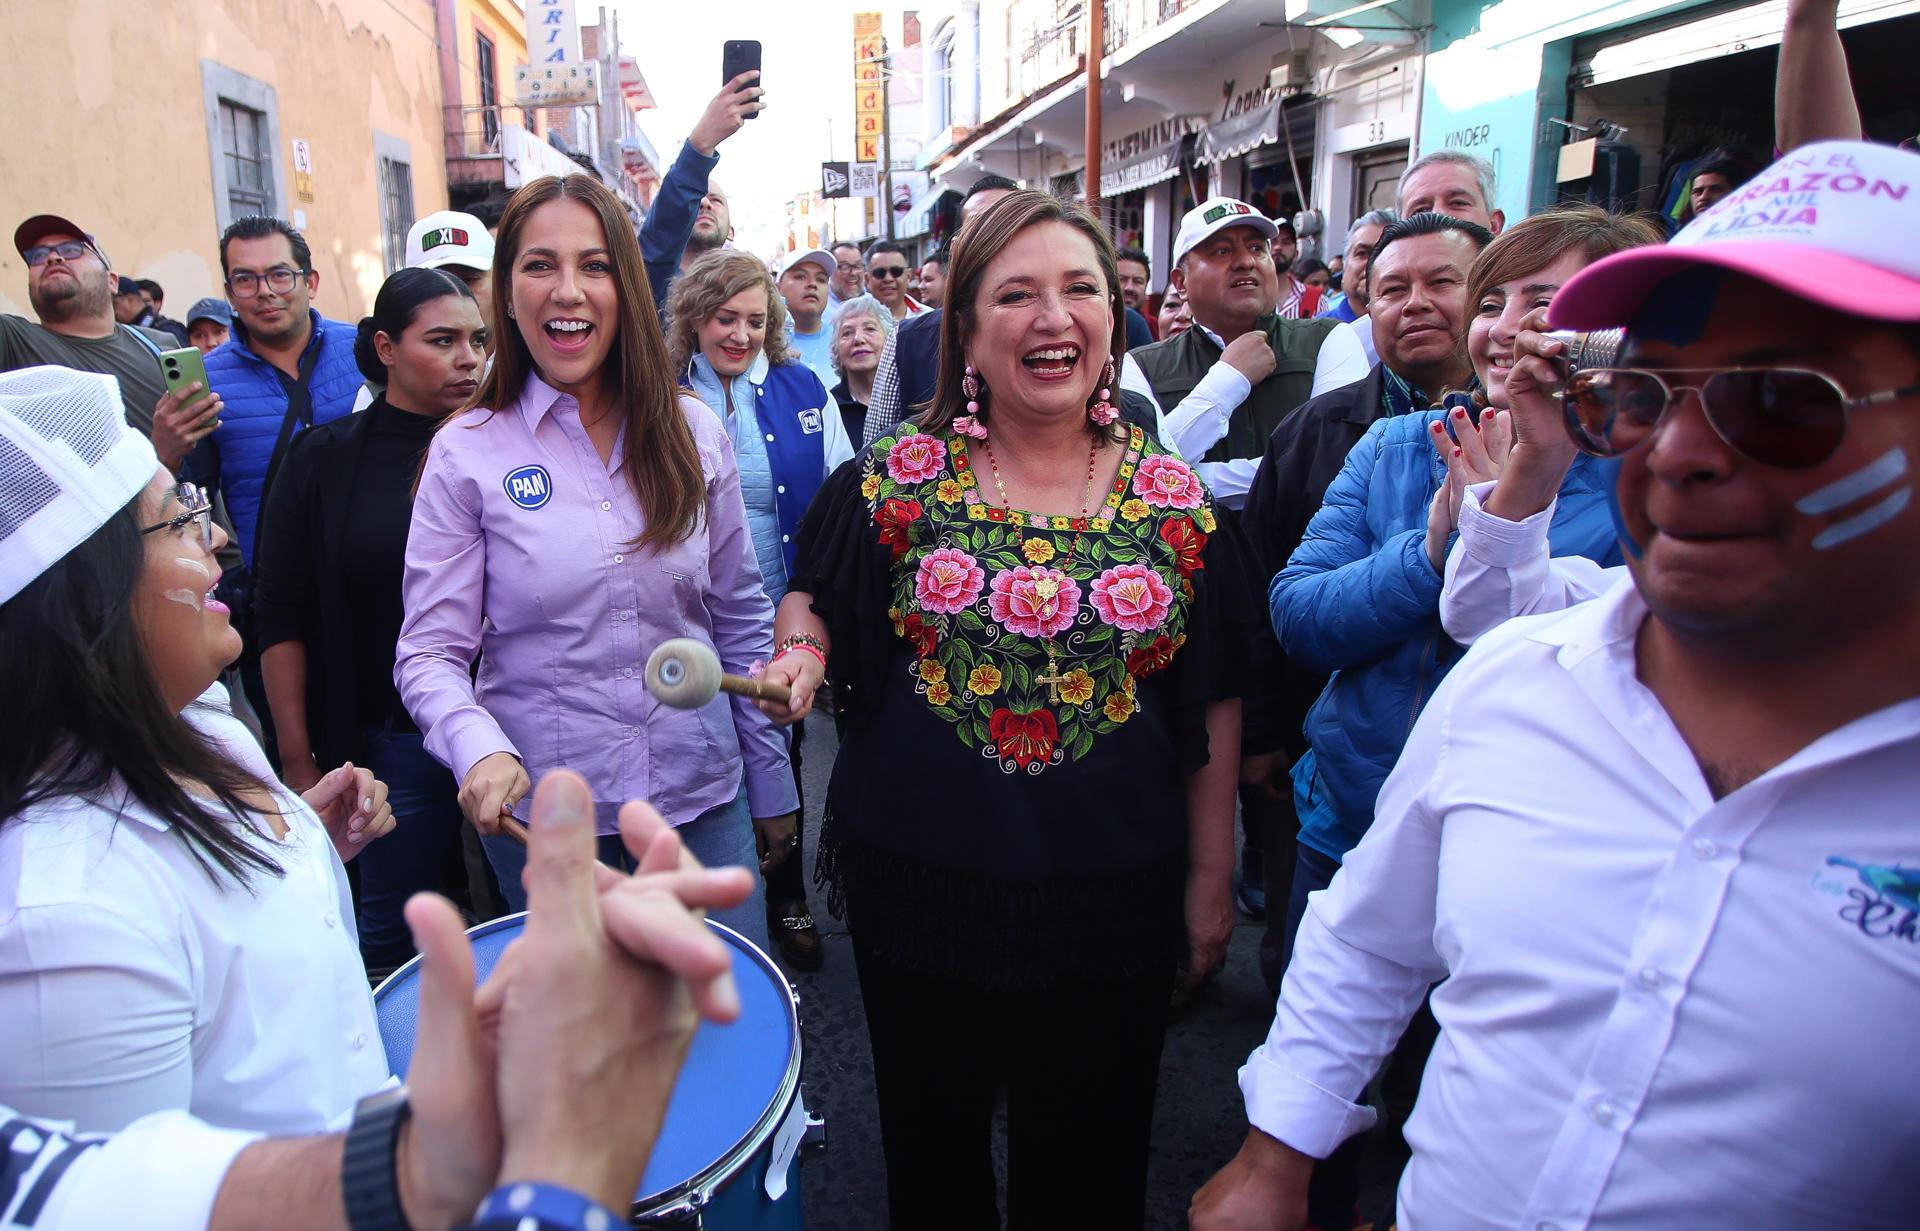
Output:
[
  {"xmin": 926, "ymin": 681, "xmax": 953, "ymax": 706},
  {"xmin": 1119, "ymin": 498, "xmax": 1151, "ymax": 522},
  {"xmin": 861, "ymin": 473, "xmax": 883, "ymax": 500},
  {"xmin": 1199, "ymin": 505, "xmax": 1217, "ymax": 533},
  {"xmin": 888, "ymin": 606, "xmax": 905, "ymax": 636},
  {"xmin": 1059, "ymin": 669, "xmax": 1096, "ymax": 706},
  {"xmin": 1104, "ymin": 691, "xmax": 1135, "ymax": 723},
  {"xmin": 967, "ymin": 664, "xmax": 1003, "ymax": 696},
  {"xmin": 1021, "ymin": 537, "xmax": 1056, "ymax": 564},
  {"xmin": 918, "ymin": 659, "xmax": 947, "ymax": 685},
  {"xmin": 936, "ymin": 478, "xmax": 964, "ymax": 505}
]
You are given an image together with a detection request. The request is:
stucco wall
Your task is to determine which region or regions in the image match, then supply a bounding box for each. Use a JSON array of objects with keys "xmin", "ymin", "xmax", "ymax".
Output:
[{"xmin": 0, "ymin": 0, "xmax": 449, "ymax": 323}]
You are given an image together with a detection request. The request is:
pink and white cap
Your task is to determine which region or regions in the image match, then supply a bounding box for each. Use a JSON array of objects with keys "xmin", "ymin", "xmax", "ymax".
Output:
[{"xmin": 1552, "ymin": 140, "xmax": 1920, "ymax": 330}]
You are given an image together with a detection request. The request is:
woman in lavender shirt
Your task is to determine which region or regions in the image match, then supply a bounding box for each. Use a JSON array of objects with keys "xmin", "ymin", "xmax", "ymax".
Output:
[{"xmin": 395, "ymin": 175, "xmax": 796, "ymax": 944}]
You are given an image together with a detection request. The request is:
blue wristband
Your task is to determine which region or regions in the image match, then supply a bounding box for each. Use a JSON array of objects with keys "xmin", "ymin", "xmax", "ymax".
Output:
[{"xmin": 471, "ymin": 1181, "xmax": 625, "ymax": 1231}]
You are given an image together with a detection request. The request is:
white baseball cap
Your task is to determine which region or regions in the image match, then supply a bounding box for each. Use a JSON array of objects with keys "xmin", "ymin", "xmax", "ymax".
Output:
[
  {"xmin": 1173, "ymin": 197, "xmax": 1280, "ymax": 264},
  {"xmin": 779, "ymin": 248, "xmax": 837, "ymax": 281},
  {"xmin": 0, "ymin": 366, "xmax": 160, "ymax": 604},
  {"xmin": 405, "ymin": 210, "xmax": 495, "ymax": 272},
  {"xmin": 1554, "ymin": 140, "xmax": 1920, "ymax": 329}
]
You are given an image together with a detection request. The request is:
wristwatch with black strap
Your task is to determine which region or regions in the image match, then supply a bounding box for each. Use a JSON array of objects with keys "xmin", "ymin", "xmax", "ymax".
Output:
[{"xmin": 342, "ymin": 1085, "xmax": 414, "ymax": 1231}]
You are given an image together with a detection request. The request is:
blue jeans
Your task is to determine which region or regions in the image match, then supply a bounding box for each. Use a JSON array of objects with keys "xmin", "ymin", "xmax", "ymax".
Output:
[
  {"xmin": 358, "ymin": 727, "xmax": 469, "ymax": 974},
  {"xmin": 481, "ymin": 790, "xmax": 768, "ymax": 955},
  {"xmin": 1279, "ymin": 840, "xmax": 1344, "ymax": 981}
]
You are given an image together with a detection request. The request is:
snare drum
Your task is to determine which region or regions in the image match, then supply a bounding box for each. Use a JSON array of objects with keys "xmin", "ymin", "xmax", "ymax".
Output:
[{"xmin": 373, "ymin": 913, "xmax": 806, "ymax": 1229}]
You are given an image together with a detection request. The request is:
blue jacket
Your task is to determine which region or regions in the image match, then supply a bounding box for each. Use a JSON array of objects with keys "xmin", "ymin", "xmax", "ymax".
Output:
[
  {"xmin": 638, "ymin": 140, "xmax": 720, "ymax": 314},
  {"xmin": 1270, "ymin": 406, "xmax": 1623, "ymax": 863},
  {"xmin": 891, "ymin": 308, "xmax": 944, "ymax": 416},
  {"xmin": 684, "ymin": 351, "xmax": 849, "ymax": 602},
  {"xmin": 191, "ymin": 309, "xmax": 361, "ymax": 564}
]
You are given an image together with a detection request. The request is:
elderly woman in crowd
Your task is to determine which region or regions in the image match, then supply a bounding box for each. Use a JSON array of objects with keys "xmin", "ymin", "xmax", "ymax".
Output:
[
  {"xmin": 664, "ymin": 247, "xmax": 852, "ymax": 968},
  {"xmin": 396, "ymin": 175, "xmax": 795, "ymax": 950},
  {"xmin": 827, "ymin": 292, "xmax": 895, "ymax": 443},
  {"xmin": 757, "ymin": 190, "xmax": 1243, "ymax": 1229}
]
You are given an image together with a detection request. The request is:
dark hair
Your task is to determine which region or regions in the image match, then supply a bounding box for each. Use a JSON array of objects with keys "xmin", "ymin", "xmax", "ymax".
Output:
[
  {"xmin": 922, "ymin": 248, "xmax": 950, "ymax": 271},
  {"xmin": 135, "ymin": 278, "xmax": 164, "ymax": 303},
  {"xmin": 919, "ymin": 190, "xmax": 1126, "ymax": 442},
  {"xmin": 1115, "ymin": 246, "xmax": 1150, "ymax": 274},
  {"xmin": 964, "ymin": 173, "xmax": 1020, "ymax": 204},
  {"xmin": 353, "ymin": 267, "xmax": 475, "ymax": 382},
  {"xmin": 1291, "ymin": 257, "xmax": 1330, "ymax": 281},
  {"xmin": 1694, "ymin": 148, "xmax": 1758, "ymax": 187},
  {"xmin": 219, "ymin": 216, "xmax": 313, "ymax": 279},
  {"xmin": 864, "ymin": 240, "xmax": 907, "ymax": 264},
  {"xmin": 0, "ymin": 498, "xmax": 282, "ymax": 886},
  {"xmin": 476, "ymin": 174, "xmax": 702, "ymax": 552},
  {"xmin": 1372, "ymin": 211, "xmax": 1496, "ymax": 269},
  {"xmin": 829, "ymin": 239, "xmax": 862, "ymax": 256}
]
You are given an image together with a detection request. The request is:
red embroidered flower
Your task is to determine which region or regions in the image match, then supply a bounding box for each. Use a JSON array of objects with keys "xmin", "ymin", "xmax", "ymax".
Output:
[
  {"xmin": 874, "ymin": 498, "xmax": 923, "ymax": 561},
  {"xmin": 1159, "ymin": 516, "xmax": 1207, "ymax": 578},
  {"xmin": 1126, "ymin": 634, "xmax": 1180, "ymax": 678},
  {"xmin": 988, "ymin": 707, "xmax": 1059, "ymax": 770},
  {"xmin": 899, "ymin": 613, "xmax": 939, "ymax": 658}
]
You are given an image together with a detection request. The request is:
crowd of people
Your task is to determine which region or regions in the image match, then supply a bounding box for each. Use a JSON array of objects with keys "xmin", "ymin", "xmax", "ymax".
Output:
[{"xmin": 1, "ymin": 3, "xmax": 1915, "ymax": 1229}]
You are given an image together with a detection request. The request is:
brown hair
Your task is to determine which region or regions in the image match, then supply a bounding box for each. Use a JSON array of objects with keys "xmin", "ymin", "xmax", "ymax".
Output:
[
  {"xmin": 917, "ymin": 190, "xmax": 1127, "ymax": 441},
  {"xmin": 1464, "ymin": 206, "xmax": 1666, "ymax": 406},
  {"xmin": 664, "ymin": 248, "xmax": 794, "ymax": 380},
  {"xmin": 473, "ymin": 174, "xmax": 701, "ymax": 551}
]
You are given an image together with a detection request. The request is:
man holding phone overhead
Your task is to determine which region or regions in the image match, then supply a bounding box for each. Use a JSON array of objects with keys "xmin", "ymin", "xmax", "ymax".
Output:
[
  {"xmin": 1, "ymin": 212, "xmax": 221, "ymax": 471},
  {"xmin": 639, "ymin": 53, "xmax": 765, "ymax": 309}
]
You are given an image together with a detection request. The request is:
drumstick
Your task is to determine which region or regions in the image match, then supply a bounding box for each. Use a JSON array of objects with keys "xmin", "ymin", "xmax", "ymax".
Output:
[
  {"xmin": 500, "ymin": 815, "xmax": 530, "ymax": 846},
  {"xmin": 645, "ymin": 637, "xmax": 793, "ymax": 707}
]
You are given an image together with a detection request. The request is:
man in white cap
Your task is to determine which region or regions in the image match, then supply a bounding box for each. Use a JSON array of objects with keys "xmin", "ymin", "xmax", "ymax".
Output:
[
  {"xmin": 776, "ymin": 247, "xmax": 839, "ymax": 390},
  {"xmin": 1192, "ymin": 139, "xmax": 1920, "ymax": 1231},
  {"xmin": 406, "ymin": 210, "xmax": 497, "ymax": 332},
  {"xmin": 1122, "ymin": 197, "xmax": 1341, "ymax": 510}
]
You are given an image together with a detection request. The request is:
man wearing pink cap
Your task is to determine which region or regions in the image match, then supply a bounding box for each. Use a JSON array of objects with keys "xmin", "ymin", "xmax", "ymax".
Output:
[{"xmin": 1193, "ymin": 139, "xmax": 1920, "ymax": 1231}]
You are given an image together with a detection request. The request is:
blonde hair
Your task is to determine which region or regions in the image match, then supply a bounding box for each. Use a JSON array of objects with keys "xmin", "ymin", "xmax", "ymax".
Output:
[{"xmin": 665, "ymin": 248, "xmax": 794, "ymax": 379}]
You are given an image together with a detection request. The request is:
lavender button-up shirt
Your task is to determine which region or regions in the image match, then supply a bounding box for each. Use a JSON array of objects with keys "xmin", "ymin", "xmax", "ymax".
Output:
[{"xmin": 395, "ymin": 376, "xmax": 797, "ymax": 832}]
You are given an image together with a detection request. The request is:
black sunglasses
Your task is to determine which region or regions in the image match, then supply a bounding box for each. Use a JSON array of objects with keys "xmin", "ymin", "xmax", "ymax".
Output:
[
  {"xmin": 868, "ymin": 266, "xmax": 908, "ymax": 279},
  {"xmin": 1563, "ymin": 366, "xmax": 1920, "ymax": 469}
]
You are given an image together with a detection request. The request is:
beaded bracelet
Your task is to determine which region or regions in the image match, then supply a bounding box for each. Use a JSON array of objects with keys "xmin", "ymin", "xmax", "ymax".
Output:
[{"xmin": 774, "ymin": 633, "xmax": 828, "ymax": 671}]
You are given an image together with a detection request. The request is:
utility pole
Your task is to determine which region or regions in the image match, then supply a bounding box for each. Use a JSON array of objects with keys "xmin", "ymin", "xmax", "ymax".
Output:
[{"xmin": 1084, "ymin": 0, "xmax": 1103, "ymax": 205}]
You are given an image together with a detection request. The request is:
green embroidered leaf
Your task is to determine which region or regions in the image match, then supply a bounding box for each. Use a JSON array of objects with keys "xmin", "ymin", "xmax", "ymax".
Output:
[{"xmin": 1072, "ymin": 729, "xmax": 1096, "ymax": 759}]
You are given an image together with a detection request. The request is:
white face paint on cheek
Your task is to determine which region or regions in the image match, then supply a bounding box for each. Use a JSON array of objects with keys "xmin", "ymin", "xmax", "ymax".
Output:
[
  {"xmin": 163, "ymin": 556, "xmax": 213, "ymax": 610},
  {"xmin": 1795, "ymin": 446, "xmax": 1912, "ymax": 551}
]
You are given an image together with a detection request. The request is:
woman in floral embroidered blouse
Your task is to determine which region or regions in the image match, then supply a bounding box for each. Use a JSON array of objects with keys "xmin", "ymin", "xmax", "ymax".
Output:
[{"xmin": 757, "ymin": 192, "xmax": 1243, "ymax": 1229}]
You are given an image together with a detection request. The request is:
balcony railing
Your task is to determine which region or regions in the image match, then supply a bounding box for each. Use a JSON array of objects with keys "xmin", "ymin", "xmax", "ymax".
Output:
[{"xmin": 1104, "ymin": 0, "xmax": 1206, "ymax": 55}]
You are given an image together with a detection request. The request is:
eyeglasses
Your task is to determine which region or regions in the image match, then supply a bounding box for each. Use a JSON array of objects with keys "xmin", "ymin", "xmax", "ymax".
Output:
[
  {"xmin": 23, "ymin": 241, "xmax": 97, "ymax": 268},
  {"xmin": 141, "ymin": 483, "xmax": 216, "ymax": 550},
  {"xmin": 1562, "ymin": 366, "xmax": 1920, "ymax": 469},
  {"xmin": 226, "ymin": 266, "xmax": 304, "ymax": 298},
  {"xmin": 868, "ymin": 266, "xmax": 908, "ymax": 280},
  {"xmin": 835, "ymin": 261, "xmax": 861, "ymax": 275}
]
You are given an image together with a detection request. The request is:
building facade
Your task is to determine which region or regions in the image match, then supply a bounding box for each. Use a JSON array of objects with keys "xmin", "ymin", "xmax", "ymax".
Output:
[{"xmin": 1, "ymin": 0, "xmax": 452, "ymax": 322}]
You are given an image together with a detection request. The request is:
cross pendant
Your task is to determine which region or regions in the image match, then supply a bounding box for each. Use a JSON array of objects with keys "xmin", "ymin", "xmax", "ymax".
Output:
[{"xmin": 1036, "ymin": 651, "xmax": 1069, "ymax": 704}]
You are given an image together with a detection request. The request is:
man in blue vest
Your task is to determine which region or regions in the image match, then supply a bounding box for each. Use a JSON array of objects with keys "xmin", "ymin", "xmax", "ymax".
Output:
[{"xmin": 186, "ymin": 215, "xmax": 361, "ymax": 747}]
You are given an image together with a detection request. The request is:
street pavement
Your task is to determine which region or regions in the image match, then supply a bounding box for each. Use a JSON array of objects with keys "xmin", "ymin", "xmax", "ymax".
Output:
[{"xmin": 776, "ymin": 719, "xmax": 1285, "ymax": 1230}]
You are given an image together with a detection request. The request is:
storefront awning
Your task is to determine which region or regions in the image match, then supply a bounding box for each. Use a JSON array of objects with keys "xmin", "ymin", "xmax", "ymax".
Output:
[
  {"xmin": 900, "ymin": 185, "xmax": 957, "ymax": 240},
  {"xmin": 1100, "ymin": 134, "xmax": 1192, "ymax": 197},
  {"xmin": 1195, "ymin": 98, "xmax": 1317, "ymax": 166}
]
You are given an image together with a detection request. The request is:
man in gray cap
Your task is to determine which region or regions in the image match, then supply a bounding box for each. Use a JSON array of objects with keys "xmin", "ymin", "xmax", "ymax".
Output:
[
  {"xmin": 1, "ymin": 213, "xmax": 221, "ymax": 471},
  {"xmin": 185, "ymin": 297, "xmax": 233, "ymax": 355}
]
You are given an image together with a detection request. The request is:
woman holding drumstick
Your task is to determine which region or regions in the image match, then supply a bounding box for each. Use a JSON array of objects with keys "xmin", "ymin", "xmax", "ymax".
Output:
[
  {"xmin": 396, "ymin": 174, "xmax": 795, "ymax": 949},
  {"xmin": 756, "ymin": 191, "xmax": 1242, "ymax": 1229}
]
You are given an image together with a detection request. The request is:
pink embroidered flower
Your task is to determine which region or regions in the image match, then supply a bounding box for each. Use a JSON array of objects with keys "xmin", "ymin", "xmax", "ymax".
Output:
[
  {"xmin": 1131, "ymin": 454, "xmax": 1204, "ymax": 509},
  {"xmin": 914, "ymin": 547, "xmax": 986, "ymax": 614},
  {"xmin": 886, "ymin": 433, "xmax": 948, "ymax": 484},
  {"xmin": 987, "ymin": 566, "xmax": 1081, "ymax": 638},
  {"xmin": 1089, "ymin": 563, "xmax": 1174, "ymax": 632}
]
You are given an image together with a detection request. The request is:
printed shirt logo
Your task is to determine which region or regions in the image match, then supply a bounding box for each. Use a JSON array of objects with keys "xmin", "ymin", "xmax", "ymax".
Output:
[
  {"xmin": 422, "ymin": 227, "xmax": 470, "ymax": 251},
  {"xmin": 504, "ymin": 464, "xmax": 553, "ymax": 509},
  {"xmin": 1203, "ymin": 201, "xmax": 1254, "ymax": 224},
  {"xmin": 1814, "ymin": 856, "xmax": 1920, "ymax": 946},
  {"xmin": 799, "ymin": 408, "xmax": 823, "ymax": 434}
]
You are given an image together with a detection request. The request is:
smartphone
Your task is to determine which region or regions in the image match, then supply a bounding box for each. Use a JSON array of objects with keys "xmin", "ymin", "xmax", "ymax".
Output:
[
  {"xmin": 161, "ymin": 346, "xmax": 213, "ymax": 413},
  {"xmin": 722, "ymin": 39, "xmax": 762, "ymax": 119}
]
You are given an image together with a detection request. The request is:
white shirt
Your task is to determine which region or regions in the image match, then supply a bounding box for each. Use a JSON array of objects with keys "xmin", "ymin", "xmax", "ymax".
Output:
[
  {"xmin": 1309, "ymin": 316, "xmax": 1375, "ymax": 397},
  {"xmin": 1241, "ymin": 582, "xmax": 1920, "ymax": 1230},
  {"xmin": 1440, "ymin": 480, "xmax": 1626, "ymax": 645},
  {"xmin": 1, "ymin": 1102, "xmax": 258, "ymax": 1230},
  {"xmin": 1119, "ymin": 324, "xmax": 1259, "ymax": 506},
  {"xmin": 0, "ymin": 684, "xmax": 389, "ymax": 1136}
]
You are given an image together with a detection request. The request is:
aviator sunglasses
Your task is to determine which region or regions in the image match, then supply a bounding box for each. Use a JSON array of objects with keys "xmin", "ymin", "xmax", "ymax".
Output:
[{"xmin": 1563, "ymin": 365, "xmax": 1920, "ymax": 469}]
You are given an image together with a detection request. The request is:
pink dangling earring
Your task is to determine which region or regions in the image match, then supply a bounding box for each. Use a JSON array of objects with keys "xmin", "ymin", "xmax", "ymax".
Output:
[
  {"xmin": 954, "ymin": 363, "xmax": 989, "ymax": 439},
  {"xmin": 1088, "ymin": 357, "xmax": 1119, "ymax": 426}
]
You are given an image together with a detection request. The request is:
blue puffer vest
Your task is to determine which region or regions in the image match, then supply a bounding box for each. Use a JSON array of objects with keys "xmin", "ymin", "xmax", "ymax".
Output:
[
  {"xmin": 199, "ymin": 309, "xmax": 362, "ymax": 564},
  {"xmin": 1270, "ymin": 406, "xmax": 1624, "ymax": 863}
]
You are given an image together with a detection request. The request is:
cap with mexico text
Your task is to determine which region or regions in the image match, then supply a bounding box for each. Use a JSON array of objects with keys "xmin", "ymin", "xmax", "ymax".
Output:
[
  {"xmin": 1173, "ymin": 197, "xmax": 1280, "ymax": 265},
  {"xmin": 1552, "ymin": 140, "xmax": 1920, "ymax": 330},
  {"xmin": 406, "ymin": 210, "xmax": 496, "ymax": 272}
]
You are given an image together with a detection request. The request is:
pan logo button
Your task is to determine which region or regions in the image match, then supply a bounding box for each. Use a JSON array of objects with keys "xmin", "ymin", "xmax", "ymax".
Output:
[{"xmin": 504, "ymin": 464, "xmax": 553, "ymax": 509}]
